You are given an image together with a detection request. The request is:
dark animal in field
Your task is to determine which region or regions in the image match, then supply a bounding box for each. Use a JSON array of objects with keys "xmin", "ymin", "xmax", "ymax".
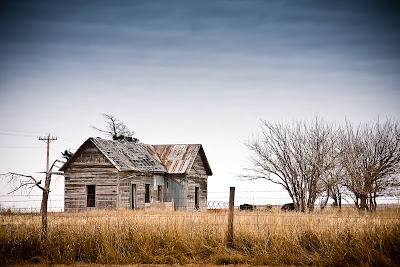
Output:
[
  {"xmin": 281, "ymin": 203, "xmax": 295, "ymax": 211},
  {"xmin": 240, "ymin": 204, "xmax": 254, "ymax": 211}
]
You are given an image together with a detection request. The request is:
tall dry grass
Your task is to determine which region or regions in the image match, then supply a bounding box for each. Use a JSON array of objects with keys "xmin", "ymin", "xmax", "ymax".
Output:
[{"xmin": 1, "ymin": 207, "xmax": 399, "ymax": 266}]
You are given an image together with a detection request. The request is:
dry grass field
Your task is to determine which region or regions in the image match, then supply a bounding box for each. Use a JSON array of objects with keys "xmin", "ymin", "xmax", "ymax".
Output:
[{"xmin": 1, "ymin": 207, "xmax": 399, "ymax": 266}]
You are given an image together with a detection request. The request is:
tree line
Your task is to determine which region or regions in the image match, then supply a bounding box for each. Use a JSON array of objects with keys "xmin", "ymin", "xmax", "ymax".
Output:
[{"xmin": 244, "ymin": 117, "xmax": 400, "ymax": 212}]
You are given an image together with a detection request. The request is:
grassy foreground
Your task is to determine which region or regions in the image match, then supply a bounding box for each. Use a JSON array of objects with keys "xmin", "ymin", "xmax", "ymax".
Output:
[{"xmin": 1, "ymin": 208, "xmax": 399, "ymax": 266}]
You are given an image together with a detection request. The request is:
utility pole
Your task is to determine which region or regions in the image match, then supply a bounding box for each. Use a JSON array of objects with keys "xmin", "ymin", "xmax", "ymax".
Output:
[
  {"xmin": 39, "ymin": 134, "xmax": 57, "ymax": 174},
  {"xmin": 38, "ymin": 133, "xmax": 57, "ymax": 244}
]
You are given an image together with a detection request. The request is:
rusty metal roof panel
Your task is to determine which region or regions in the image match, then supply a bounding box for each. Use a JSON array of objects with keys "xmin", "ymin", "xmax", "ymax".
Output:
[{"xmin": 151, "ymin": 144, "xmax": 201, "ymax": 174}]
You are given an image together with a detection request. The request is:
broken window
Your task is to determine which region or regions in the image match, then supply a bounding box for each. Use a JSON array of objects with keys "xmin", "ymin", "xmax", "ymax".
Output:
[{"xmin": 87, "ymin": 185, "xmax": 96, "ymax": 207}]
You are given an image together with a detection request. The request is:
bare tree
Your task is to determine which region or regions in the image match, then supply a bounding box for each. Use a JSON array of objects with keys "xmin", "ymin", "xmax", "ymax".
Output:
[
  {"xmin": 242, "ymin": 117, "xmax": 340, "ymax": 212},
  {"xmin": 3, "ymin": 159, "xmax": 64, "ymax": 243},
  {"xmin": 340, "ymin": 119, "xmax": 400, "ymax": 211},
  {"xmin": 303, "ymin": 118, "xmax": 342, "ymax": 211},
  {"xmin": 91, "ymin": 113, "xmax": 138, "ymax": 142},
  {"xmin": 319, "ymin": 164, "xmax": 345, "ymax": 209}
]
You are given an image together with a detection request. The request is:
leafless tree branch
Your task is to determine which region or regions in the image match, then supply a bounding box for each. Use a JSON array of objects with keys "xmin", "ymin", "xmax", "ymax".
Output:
[
  {"xmin": 91, "ymin": 113, "xmax": 138, "ymax": 142},
  {"xmin": 2, "ymin": 172, "xmax": 45, "ymax": 193}
]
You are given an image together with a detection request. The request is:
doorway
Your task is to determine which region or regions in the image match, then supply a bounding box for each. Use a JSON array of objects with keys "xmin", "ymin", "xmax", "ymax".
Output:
[
  {"xmin": 131, "ymin": 184, "xmax": 136, "ymax": 209},
  {"xmin": 195, "ymin": 187, "xmax": 199, "ymax": 209},
  {"xmin": 157, "ymin": 185, "xmax": 163, "ymax": 202}
]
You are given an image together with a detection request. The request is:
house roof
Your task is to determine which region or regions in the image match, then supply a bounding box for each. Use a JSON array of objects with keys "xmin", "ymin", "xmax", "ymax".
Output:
[
  {"xmin": 91, "ymin": 138, "xmax": 167, "ymax": 172},
  {"xmin": 59, "ymin": 137, "xmax": 212, "ymax": 175},
  {"xmin": 144, "ymin": 144, "xmax": 212, "ymax": 175}
]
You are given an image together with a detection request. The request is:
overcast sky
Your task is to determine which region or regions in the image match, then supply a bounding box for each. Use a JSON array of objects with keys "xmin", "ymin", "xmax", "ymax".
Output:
[{"xmin": 1, "ymin": 1, "xmax": 399, "ymax": 209}]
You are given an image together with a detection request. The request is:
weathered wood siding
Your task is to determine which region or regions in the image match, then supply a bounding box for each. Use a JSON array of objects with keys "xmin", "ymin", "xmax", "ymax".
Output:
[
  {"xmin": 187, "ymin": 153, "xmax": 208, "ymax": 210},
  {"xmin": 118, "ymin": 173, "xmax": 155, "ymax": 209},
  {"xmin": 64, "ymin": 143, "xmax": 118, "ymax": 212}
]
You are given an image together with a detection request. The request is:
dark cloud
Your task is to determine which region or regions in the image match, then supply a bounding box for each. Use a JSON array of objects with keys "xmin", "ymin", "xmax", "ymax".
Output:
[{"xmin": 0, "ymin": 0, "xmax": 399, "ymax": 83}]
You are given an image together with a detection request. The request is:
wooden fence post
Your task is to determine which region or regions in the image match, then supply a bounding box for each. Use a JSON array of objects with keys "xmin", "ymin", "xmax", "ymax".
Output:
[{"xmin": 227, "ymin": 186, "xmax": 235, "ymax": 248}]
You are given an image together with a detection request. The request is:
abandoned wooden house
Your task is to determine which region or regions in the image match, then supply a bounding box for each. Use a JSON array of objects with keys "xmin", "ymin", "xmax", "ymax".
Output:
[{"xmin": 59, "ymin": 137, "xmax": 212, "ymax": 212}]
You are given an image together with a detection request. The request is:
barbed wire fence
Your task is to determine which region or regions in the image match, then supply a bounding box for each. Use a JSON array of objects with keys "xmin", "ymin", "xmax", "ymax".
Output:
[
  {"xmin": 1, "ymin": 188, "xmax": 400, "ymax": 251},
  {"xmin": 1, "ymin": 188, "xmax": 400, "ymax": 212},
  {"xmin": 1, "ymin": 188, "xmax": 400, "ymax": 249}
]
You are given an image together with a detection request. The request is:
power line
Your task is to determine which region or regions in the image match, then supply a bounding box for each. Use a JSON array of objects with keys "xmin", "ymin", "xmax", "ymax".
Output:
[
  {"xmin": 52, "ymin": 142, "xmax": 77, "ymax": 149},
  {"xmin": 0, "ymin": 132, "xmax": 38, "ymax": 137},
  {"xmin": 58, "ymin": 137, "xmax": 79, "ymax": 145},
  {"xmin": 0, "ymin": 129, "xmax": 79, "ymax": 147},
  {"xmin": 0, "ymin": 146, "xmax": 59, "ymax": 151},
  {"xmin": 39, "ymin": 134, "xmax": 57, "ymax": 174},
  {"xmin": 0, "ymin": 146, "xmax": 42, "ymax": 149},
  {"xmin": 0, "ymin": 129, "xmax": 45, "ymax": 134}
]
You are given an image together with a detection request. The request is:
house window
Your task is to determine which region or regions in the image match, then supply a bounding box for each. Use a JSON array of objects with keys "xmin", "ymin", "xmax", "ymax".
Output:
[
  {"xmin": 145, "ymin": 184, "xmax": 150, "ymax": 203},
  {"xmin": 87, "ymin": 185, "xmax": 96, "ymax": 207}
]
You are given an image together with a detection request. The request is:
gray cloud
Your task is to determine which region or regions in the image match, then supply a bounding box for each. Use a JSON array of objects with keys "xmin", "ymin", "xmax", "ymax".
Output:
[{"xmin": 1, "ymin": 0, "xmax": 399, "ymax": 93}]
